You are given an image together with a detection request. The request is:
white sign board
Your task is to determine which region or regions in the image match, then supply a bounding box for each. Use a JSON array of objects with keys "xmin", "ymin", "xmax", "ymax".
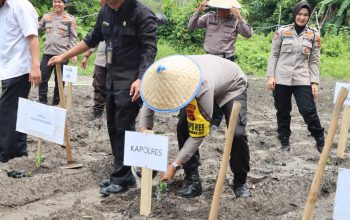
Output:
[
  {"xmin": 334, "ymin": 83, "xmax": 350, "ymax": 105},
  {"xmin": 63, "ymin": 65, "xmax": 78, "ymax": 83},
  {"xmin": 124, "ymin": 131, "xmax": 168, "ymax": 172},
  {"xmin": 333, "ymin": 168, "xmax": 350, "ymax": 220},
  {"xmin": 16, "ymin": 98, "xmax": 66, "ymax": 145}
]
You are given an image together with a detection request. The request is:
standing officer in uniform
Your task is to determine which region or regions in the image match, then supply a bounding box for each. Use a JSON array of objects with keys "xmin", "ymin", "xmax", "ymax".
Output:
[
  {"xmin": 48, "ymin": 0, "xmax": 157, "ymax": 196},
  {"xmin": 81, "ymin": 0, "xmax": 107, "ymax": 118},
  {"xmin": 38, "ymin": 0, "xmax": 77, "ymax": 105},
  {"xmin": 0, "ymin": 0, "xmax": 41, "ymax": 162},
  {"xmin": 266, "ymin": 1, "xmax": 325, "ymax": 152},
  {"xmin": 81, "ymin": 42, "xmax": 107, "ymax": 118},
  {"xmin": 188, "ymin": 0, "xmax": 253, "ymax": 131},
  {"xmin": 139, "ymin": 55, "xmax": 251, "ymax": 198}
]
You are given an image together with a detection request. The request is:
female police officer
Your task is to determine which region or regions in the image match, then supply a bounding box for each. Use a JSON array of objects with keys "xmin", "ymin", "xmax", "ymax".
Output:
[{"xmin": 266, "ymin": 1, "xmax": 324, "ymax": 152}]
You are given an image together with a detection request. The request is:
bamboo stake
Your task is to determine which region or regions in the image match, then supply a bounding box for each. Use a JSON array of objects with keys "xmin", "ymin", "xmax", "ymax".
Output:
[
  {"xmin": 302, "ymin": 87, "xmax": 348, "ymax": 220},
  {"xmin": 337, "ymin": 106, "xmax": 350, "ymax": 158},
  {"xmin": 209, "ymin": 101, "xmax": 241, "ymax": 220}
]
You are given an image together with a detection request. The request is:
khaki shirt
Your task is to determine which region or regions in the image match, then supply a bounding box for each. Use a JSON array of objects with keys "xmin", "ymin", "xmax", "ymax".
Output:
[
  {"xmin": 90, "ymin": 41, "xmax": 106, "ymax": 67},
  {"xmin": 39, "ymin": 12, "xmax": 77, "ymax": 55},
  {"xmin": 139, "ymin": 54, "xmax": 247, "ymax": 163},
  {"xmin": 266, "ymin": 24, "xmax": 321, "ymax": 85},
  {"xmin": 188, "ymin": 11, "xmax": 253, "ymax": 55}
]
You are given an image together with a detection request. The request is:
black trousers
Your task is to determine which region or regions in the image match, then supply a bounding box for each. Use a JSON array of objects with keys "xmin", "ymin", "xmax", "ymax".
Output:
[
  {"xmin": 92, "ymin": 65, "xmax": 107, "ymax": 111},
  {"xmin": 177, "ymin": 90, "xmax": 250, "ymax": 186},
  {"xmin": 38, "ymin": 54, "xmax": 68, "ymax": 104},
  {"xmin": 211, "ymin": 55, "xmax": 235, "ymax": 127},
  {"xmin": 273, "ymin": 84, "xmax": 324, "ymax": 139},
  {"xmin": 106, "ymin": 88, "xmax": 142, "ymax": 186},
  {"xmin": 0, "ymin": 74, "xmax": 31, "ymax": 162}
]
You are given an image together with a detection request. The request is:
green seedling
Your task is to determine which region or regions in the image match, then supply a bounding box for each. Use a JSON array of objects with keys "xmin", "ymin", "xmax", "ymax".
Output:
[
  {"xmin": 158, "ymin": 181, "xmax": 168, "ymax": 194},
  {"xmin": 35, "ymin": 155, "xmax": 44, "ymax": 167}
]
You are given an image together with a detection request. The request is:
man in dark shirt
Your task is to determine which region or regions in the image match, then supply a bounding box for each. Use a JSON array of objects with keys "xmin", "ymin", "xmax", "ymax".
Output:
[{"xmin": 48, "ymin": 0, "xmax": 157, "ymax": 196}]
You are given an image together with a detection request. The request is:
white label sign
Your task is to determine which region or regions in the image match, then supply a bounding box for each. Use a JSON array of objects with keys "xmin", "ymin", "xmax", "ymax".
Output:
[
  {"xmin": 16, "ymin": 98, "xmax": 66, "ymax": 145},
  {"xmin": 124, "ymin": 131, "xmax": 168, "ymax": 172},
  {"xmin": 63, "ymin": 65, "xmax": 78, "ymax": 83},
  {"xmin": 333, "ymin": 168, "xmax": 350, "ymax": 220},
  {"xmin": 334, "ymin": 82, "xmax": 350, "ymax": 106}
]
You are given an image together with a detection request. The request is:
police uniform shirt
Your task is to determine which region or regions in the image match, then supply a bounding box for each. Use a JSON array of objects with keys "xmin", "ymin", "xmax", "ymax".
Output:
[
  {"xmin": 139, "ymin": 54, "xmax": 248, "ymax": 163},
  {"xmin": 188, "ymin": 10, "xmax": 253, "ymax": 55},
  {"xmin": 266, "ymin": 24, "xmax": 321, "ymax": 85},
  {"xmin": 39, "ymin": 12, "xmax": 77, "ymax": 55},
  {"xmin": 90, "ymin": 41, "xmax": 107, "ymax": 67},
  {"xmin": 0, "ymin": 0, "xmax": 39, "ymax": 80}
]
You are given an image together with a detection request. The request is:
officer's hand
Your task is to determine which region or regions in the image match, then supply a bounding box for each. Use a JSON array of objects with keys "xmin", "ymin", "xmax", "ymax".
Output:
[
  {"xmin": 160, "ymin": 164, "xmax": 176, "ymax": 182},
  {"xmin": 231, "ymin": 7, "xmax": 243, "ymax": 20},
  {"xmin": 266, "ymin": 76, "xmax": 276, "ymax": 91},
  {"xmin": 29, "ymin": 64, "xmax": 41, "ymax": 87},
  {"xmin": 198, "ymin": 0, "xmax": 209, "ymax": 13},
  {"xmin": 130, "ymin": 79, "xmax": 141, "ymax": 102},
  {"xmin": 311, "ymin": 83, "xmax": 319, "ymax": 99},
  {"xmin": 48, "ymin": 55, "xmax": 65, "ymax": 66},
  {"xmin": 81, "ymin": 57, "xmax": 88, "ymax": 69},
  {"xmin": 71, "ymin": 56, "xmax": 78, "ymax": 64}
]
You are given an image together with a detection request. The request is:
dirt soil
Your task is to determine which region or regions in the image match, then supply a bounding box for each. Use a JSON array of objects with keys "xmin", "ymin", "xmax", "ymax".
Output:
[{"xmin": 0, "ymin": 76, "xmax": 349, "ymax": 220}]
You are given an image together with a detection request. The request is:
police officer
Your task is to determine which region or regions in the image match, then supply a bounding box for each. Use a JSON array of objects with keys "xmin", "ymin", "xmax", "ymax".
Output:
[
  {"xmin": 38, "ymin": 0, "xmax": 77, "ymax": 105},
  {"xmin": 188, "ymin": 0, "xmax": 253, "ymax": 131},
  {"xmin": 139, "ymin": 55, "xmax": 251, "ymax": 198},
  {"xmin": 266, "ymin": 1, "xmax": 325, "ymax": 152},
  {"xmin": 81, "ymin": 0, "xmax": 107, "ymax": 118},
  {"xmin": 48, "ymin": 0, "xmax": 157, "ymax": 196},
  {"xmin": 81, "ymin": 42, "xmax": 107, "ymax": 118}
]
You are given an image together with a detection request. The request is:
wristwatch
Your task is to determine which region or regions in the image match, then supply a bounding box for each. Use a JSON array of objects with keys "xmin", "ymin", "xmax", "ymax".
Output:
[{"xmin": 171, "ymin": 162, "xmax": 182, "ymax": 171}]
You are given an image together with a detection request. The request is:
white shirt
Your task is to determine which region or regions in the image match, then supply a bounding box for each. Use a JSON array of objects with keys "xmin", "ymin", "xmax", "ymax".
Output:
[{"xmin": 0, "ymin": 0, "xmax": 39, "ymax": 80}]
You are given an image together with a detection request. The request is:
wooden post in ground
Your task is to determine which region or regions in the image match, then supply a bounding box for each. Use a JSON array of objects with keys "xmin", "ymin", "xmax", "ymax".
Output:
[
  {"xmin": 140, "ymin": 130, "xmax": 154, "ymax": 217},
  {"xmin": 302, "ymin": 87, "xmax": 348, "ymax": 220},
  {"xmin": 66, "ymin": 82, "xmax": 73, "ymax": 111},
  {"xmin": 337, "ymin": 106, "xmax": 350, "ymax": 158},
  {"xmin": 209, "ymin": 101, "xmax": 241, "ymax": 220}
]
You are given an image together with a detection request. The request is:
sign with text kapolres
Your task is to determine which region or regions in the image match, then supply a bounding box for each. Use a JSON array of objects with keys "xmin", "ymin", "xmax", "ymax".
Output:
[
  {"xmin": 124, "ymin": 131, "xmax": 168, "ymax": 172},
  {"xmin": 334, "ymin": 83, "xmax": 350, "ymax": 105},
  {"xmin": 16, "ymin": 98, "xmax": 66, "ymax": 145}
]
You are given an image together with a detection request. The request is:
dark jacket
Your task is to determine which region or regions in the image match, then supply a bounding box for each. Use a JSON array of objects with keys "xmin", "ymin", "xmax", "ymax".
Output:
[{"xmin": 84, "ymin": 0, "xmax": 157, "ymax": 90}]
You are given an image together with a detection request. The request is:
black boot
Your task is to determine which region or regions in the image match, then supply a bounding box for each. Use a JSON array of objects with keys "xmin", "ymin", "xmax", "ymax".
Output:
[
  {"xmin": 52, "ymin": 96, "xmax": 60, "ymax": 106},
  {"xmin": 279, "ymin": 136, "xmax": 290, "ymax": 151},
  {"xmin": 39, "ymin": 95, "xmax": 47, "ymax": 104},
  {"xmin": 176, "ymin": 169, "xmax": 202, "ymax": 198},
  {"xmin": 314, "ymin": 135, "xmax": 325, "ymax": 153}
]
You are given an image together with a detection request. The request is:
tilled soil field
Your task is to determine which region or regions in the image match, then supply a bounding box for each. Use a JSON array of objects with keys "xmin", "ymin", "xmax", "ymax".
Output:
[{"xmin": 0, "ymin": 76, "xmax": 349, "ymax": 220}]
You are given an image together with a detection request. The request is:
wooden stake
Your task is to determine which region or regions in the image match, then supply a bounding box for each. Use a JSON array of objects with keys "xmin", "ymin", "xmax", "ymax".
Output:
[
  {"xmin": 337, "ymin": 106, "xmax": 350, "ymax": 158},
  {"xmin": 56, "ymin": 64, "xmax": 73, "ymax": 163},
  {"xmin": 209, "ymin": 101, "xmax": 241, "ymax": 220},
  {"xmin": 66, "ymin": 82, "xmax": 73, "ymax": 111},
  {"xmin": 302, "ymin": 87, "xmax": 348, "ymax": 220},
  {"xmin": 140, "ymin": 130, "xmax": 154, "ymax": 217}
]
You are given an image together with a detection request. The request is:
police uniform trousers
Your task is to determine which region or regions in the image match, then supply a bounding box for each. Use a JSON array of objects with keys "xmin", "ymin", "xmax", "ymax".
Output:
[
  {"xmin": 273, "ymin": 84, "xmax": 324, "ymax": 139},
  {"xmin": 0, "ymin": 74, "xmax": 31, "ymax": 162},
  {"xmin": 211, "ymin": 55, "xmax": 235, "ymax": 127},
  {"xmin": 106, "ymin": 84, "xmax": 142, "ymax": 186},
  {"xmin": 39, "ymin": 54, "xmax": 68, "ymax": 104},
  {"xmin": 177, "ymin": 90, "xmax": 250, "ymax": 186},
  {"xmin": 92, "ymin": 65, "xmax": 107, "ymax": 111}
]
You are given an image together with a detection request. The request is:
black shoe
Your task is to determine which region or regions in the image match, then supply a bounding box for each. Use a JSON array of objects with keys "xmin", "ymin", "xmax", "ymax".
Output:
[
  {"xmin": 99, "ymin": 184, "xmax": 129, "ymax": 196},
  {"xmin": 52, "ymin": 97, "xmax": 60, "ymax": 106},
  {"xmin": 279, "ymin": 136, "xmax": 290, "ymax": 151},
  {"xmin": 93, "ymin": 109, "xmax": 103, "ymax": 118},
  {"xmin": 176, "ymin": 175, "xmax": 202, "ymax": 198},
  {"xmin": 233, "ymin": 183, "xmax": 251, "ymax": 198},
  {"xmin": 315, "ymin": 136, "xmax": 325, "ymax": 153},
  {"xmin": 99, "ymin": 179, "xmax": 110, "ymax": 188}
]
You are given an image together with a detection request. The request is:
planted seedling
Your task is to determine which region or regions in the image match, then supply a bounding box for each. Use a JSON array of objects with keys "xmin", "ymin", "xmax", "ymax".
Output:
[
  {"xmin": 35, "ymin": 154, "xmax": 44, "ymax": 167},
  {"xmin": 156, "ymin": 181, "xmax": 168, "ymax": 201}
]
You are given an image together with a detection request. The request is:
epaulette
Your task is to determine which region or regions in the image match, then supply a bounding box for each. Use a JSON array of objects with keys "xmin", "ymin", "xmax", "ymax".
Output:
[
  {"xmin": 279, "ymin": 24, "xmax": 293, "ymax": 31},
  {"xmin": 208, "ymin": 11, "xmax": 215, "ymax": 14}
]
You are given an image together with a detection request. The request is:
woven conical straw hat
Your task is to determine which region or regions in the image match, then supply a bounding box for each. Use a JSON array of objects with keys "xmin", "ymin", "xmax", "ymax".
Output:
[
  {"xmin": 208, "ymin": 0, "xmax": 241, "ymax": 9},
  {"xmin": 141, "ymin": 55, "xmax": 202, "ymax": 112}
]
